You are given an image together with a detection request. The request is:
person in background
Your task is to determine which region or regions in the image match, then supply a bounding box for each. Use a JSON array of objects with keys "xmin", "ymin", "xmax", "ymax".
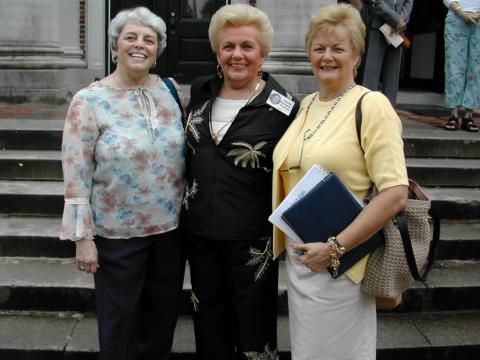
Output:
[
  {"xmin": 339, "ymin": 0, "xmax": 364, "ymax": 11},
  {"xmin": 442, "ymin": 0, "xmax": 479, "ymax": 132},
  {"xmin": 183, "ymin": 4, "xmax": 299, "ymax": 360},
  {"xmin": 60, "ymin": 7, "xmax": 186, "ymax": 360},
  {"xmin": 272, "ymin": 4, "xmax": 408, "ymax": 359},
  {"xmin": 361, "ymin": 0, "xmax": 414, "ymax": 106}
]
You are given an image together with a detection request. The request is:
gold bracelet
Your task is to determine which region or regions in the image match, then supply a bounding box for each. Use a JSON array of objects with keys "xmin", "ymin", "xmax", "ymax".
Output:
[
  {"xmin": 329, "ymin": 251, "xmax": 341, "ymax": 278},
  {"xmin": 327, "ymin": 236, "xmax": 345, "ymax": 277},
  {"xmin": 327, "ymin": 236, "xmax": 346, "ymax": 255}
]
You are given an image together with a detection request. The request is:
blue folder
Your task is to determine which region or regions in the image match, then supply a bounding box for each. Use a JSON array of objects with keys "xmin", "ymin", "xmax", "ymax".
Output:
[{"xmin": 281, "ymin": 172, "xmax": 383, "ymax": 278}]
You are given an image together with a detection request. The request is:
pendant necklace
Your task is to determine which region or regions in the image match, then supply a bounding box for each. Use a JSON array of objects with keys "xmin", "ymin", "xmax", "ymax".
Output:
[{"xmin": 210, "ymin": 80, "xmax": 261, "ymax": 142}]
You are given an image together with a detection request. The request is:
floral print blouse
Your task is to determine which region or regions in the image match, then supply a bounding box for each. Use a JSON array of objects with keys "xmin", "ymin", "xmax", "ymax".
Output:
[{"xmin": 60, "ymin": 78, "xmax": 185, "ymax": 241}]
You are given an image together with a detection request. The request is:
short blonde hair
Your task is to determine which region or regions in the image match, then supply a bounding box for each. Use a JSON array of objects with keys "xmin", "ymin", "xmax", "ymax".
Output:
[
  {"xmin": 305, "ymin": 4, "xmax": 365, "ymax": 59},
  {"xmin": 208, "ymin": 4, "xmax": 274, "ymax": 57}
]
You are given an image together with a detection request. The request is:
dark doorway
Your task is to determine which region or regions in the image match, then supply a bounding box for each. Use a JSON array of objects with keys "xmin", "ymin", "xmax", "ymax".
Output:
[
  {"xmin": 399, "ymin": 0, "xmax": 448, "ymax": 93},
  {"xmin": 107, "ymin": 0, "xmax": 226, "ymax": 83}
]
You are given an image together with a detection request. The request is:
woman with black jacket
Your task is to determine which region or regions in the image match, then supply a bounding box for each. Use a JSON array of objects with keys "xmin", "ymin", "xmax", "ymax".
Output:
[{"xmin": 182, "ymin": 4, "xmax": 299, "ymax": 360}]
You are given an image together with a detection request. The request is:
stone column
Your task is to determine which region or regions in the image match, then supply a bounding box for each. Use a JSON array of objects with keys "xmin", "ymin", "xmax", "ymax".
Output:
[
  {"xmin": 0, "ymin": 0, "xmax": 105, "ymax": 104},
  {"xmin": 258, "ymin": 0, "xmax": 335, "ymax": 97}
]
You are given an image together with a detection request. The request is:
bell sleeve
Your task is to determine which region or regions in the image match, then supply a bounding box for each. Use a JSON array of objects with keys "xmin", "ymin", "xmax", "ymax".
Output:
[{"xmin": 59, "ymin": 92, "xmax": 99, "ymax": 241}]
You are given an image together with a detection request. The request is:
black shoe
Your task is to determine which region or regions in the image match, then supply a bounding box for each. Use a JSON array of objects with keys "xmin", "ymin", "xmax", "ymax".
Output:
[
  {"xmin": 443, "ymin": 115, "xmax": 459, "ymax": 131},
  {"xmin": 461, "ymin": 117, "xmax": 479, "ymax": 133}
]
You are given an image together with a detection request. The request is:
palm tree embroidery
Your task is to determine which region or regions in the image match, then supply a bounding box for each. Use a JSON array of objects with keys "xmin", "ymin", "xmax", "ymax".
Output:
[
  {"xmin": 183, "ymin": 179, "xmax": 198, "ymax": 210},
  {"xmin": 244, "ymin": 343, "xmax": 279, "ymax": 360},
  {"xmin": 185, "ymin": 100, "xmax": 208, "ymax": 153},
  {"xmin": 190, "ymin": 290, "xmax": 200, "ymax": 312},
  {"xmin": 227, "ymin": 141, "xmax": 268, "ymax": 170},
  {"xmin": 246, "ymin": 236, "xmax": 273, "ymax": 282}
]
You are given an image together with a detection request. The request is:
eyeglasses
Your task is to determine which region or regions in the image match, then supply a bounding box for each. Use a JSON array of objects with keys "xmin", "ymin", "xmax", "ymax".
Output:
[{"xmin": 279, "ymin": 129, "xmax": 311, "ymax": 172}]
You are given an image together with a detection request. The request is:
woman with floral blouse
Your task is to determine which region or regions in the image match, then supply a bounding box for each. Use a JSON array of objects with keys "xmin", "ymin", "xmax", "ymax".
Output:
[
  {"xmin": 59, "ymin": 7, "xmax": 185, "ymax": 360},
  {"xmin": 182, "ymin": 4, "xmax": 299, "ymax": 360}
]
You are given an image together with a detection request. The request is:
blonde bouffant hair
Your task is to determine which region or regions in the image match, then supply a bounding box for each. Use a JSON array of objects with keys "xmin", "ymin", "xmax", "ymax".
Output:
[
  {"xmin": 305, "ymin": 3, "xmax": 366, "ymax": 60},
  {"xmin": 208, "ymin": 4, "xmax": 274, "ymax": 57}
]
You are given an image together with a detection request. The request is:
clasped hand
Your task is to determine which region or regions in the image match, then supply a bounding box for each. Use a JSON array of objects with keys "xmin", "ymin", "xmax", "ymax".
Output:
[
  {"xmin": 395, "ymin": 19, "xmax": 407, "ymax": 32},
  {"xmin": 290, "ymin": 242, "xmax": 332, "ymax": 273},
  {"xmin": 459, "ymin": 10, "xmax": 479, "ymax": 25}
]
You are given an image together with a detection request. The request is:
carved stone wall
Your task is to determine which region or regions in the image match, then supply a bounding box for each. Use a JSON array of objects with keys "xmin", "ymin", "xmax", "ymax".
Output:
[{"xmin": 0, "ymin": 0, "xmax": 105, "ymax": 104}]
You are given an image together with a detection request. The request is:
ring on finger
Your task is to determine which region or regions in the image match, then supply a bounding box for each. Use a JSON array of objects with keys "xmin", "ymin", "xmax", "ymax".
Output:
[{"xmin": 79, "ymin": 266, "xmax": 85, "ymax": 271}]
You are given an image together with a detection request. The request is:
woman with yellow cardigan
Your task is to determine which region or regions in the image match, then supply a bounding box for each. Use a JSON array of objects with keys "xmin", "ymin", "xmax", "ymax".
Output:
[{"xmin": 272, "ymin": 4, "xmax": 408, "ymax": 360}]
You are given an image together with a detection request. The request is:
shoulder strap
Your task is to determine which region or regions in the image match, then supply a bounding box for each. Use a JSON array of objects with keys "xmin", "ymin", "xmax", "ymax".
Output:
[
  {"xmin": 355, "ymin": 91, "xmax": 372, "ymax": 151},
  {"xmin": 355, "ymin": 91, "xmax": 440, "ymax": 282},
  {"xmin": 161, "ymin": 77, "xmax": 184, "ymax": 121}
]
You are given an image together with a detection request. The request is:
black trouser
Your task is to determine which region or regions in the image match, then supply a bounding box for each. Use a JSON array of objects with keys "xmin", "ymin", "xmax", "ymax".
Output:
[
  {"xmin": 94, "ymin": 230, "xmax": 186, "ymax": 360},
  {"xmin": 187, "ymin": 233, "xmax": 279, "ymax": 360}
]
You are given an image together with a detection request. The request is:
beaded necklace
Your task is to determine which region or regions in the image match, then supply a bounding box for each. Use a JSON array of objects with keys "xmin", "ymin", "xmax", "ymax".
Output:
[{"xmin": 303, "ymin": 82, "xmax": 356, "ymax": 142}]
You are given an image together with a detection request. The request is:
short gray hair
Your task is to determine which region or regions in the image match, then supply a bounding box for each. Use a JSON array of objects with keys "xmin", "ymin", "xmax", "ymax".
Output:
[
  {"xmin": 208, "ymin": 4, "xmax": 273, "ymax": 57},
  {"xmin": 108, "ymin": 7, "xmax": 167, "ymax": 58}
]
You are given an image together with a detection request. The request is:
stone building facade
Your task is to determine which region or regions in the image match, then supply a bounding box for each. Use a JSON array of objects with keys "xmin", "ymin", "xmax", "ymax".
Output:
[{"xmin": 0, "ymin": 0, "xmax": 445, "ymax": 104}]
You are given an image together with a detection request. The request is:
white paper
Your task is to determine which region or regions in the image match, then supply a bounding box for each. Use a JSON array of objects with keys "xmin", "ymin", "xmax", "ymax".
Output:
[
  {"xmin": 269, "ymin": 165, "xmax": 329, "ymax": 242},
  {"xmin": 379, "ymin": 23, "xmax": 404, "ymax": 48}
]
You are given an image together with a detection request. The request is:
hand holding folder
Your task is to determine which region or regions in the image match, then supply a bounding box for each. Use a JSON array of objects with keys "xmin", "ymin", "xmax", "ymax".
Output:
[{"xmin": 273, "ymin": 169, "xmax": 383, "ymax": 278}]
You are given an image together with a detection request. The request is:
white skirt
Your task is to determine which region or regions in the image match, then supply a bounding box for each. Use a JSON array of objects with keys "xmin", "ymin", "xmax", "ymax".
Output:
[{"xmin": 286, "ymin": 238, "xmax": 376, "ymax": 360}]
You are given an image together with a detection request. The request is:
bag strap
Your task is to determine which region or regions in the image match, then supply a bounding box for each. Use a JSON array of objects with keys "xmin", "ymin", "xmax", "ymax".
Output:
[
  {"xmin": 161, "ymin": 77, "xmax": 184, "ymax": 122},
  {"xmin": 355, "ymin": 92, "xmax": 440, "ymax": 282},
  {"xmin": 355, "ymin": 91, "xmax": 371, "ymax": 146},
  {"xmin": 395, "ymin": 210, "xmax": 440, "ymax": 281}
]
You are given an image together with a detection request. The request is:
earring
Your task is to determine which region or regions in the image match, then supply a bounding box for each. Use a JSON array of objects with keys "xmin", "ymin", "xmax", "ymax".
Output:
[
  {"xmin": 152, "ymin": 60, "xmax": 157, "ymax": 69},
  {"xmin": 257, "ymin": 69, "xmax": 263, "ymax": 79},
  {"xmin": 217, "ymin": 64, "xmax": 223, "ymax": 79},
  {"xmin": 112, "ymin": 54, "xmax": 118, "ymax": 64}
]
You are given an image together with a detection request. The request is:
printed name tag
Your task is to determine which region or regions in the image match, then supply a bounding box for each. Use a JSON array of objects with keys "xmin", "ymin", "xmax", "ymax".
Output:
[{"xmin": 266, "ymin": 90, "xmax": 295, "ymax": 116}]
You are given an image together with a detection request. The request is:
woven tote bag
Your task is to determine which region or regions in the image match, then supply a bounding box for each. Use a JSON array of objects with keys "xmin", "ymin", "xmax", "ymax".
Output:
[
  {"xmin": 354, "ymin": 93, "xmax": 440, "ymax": 306},
  {"xmin": 360, "ymin": 180, "xmax": 437, "ymax": 298}
]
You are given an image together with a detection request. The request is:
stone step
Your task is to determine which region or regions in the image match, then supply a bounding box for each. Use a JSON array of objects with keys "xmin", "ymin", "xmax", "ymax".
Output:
[
  {"xmin": 406, "ymin": 158, "xmax": 480, "ymax": 187},
  {"xmin": 1, "ymin": 119, "xmax": 480, "ymax": 159},
  {"xmin": 2, "ymin": 150, "xmax": 479, "ymax": 186},
  {"xmin": 1, "ymin": 217, "xmax": 478, "ymax": 260},
  {"xmin": 0, "ymin": 150, "xmax": 62, "ymax": 180},
  {"xmin": 435, "ymin": 221, "xmax": 480, "ymax": 260},
  {"xmin": 0, "ymin": 257, "xmax": 478, "ymax": 313},
  {"xmin": 1, "ymin": 181, "xmax": 478, "ymax": 219},
  {"xmin": 0, "ymin": 180, "xmax": 62, "ymax": 216},
  {"xmin": 402, "ymin": 120, "xmax": 480, "ymax": 159},
  {"xmin": 424, "ymin": 187, "xmax": 480, "ymax": 220},
  {"xmin": 0, "ymin": 119, "xmax": 63, "ymax": 150},
  {"xmin": 0, "ymin": 216, "xmax": 73, "ymax": 258},
  {"xmin": 0, "ymin": 310, "xmax": 479, "ymax": 360}
]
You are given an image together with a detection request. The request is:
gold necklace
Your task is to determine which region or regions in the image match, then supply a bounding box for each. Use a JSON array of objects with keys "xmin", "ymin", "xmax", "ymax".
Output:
[
  {"xmin": 209, "ymin": 80, "xmax": 261, "ymax": 142},
  {"xmin": 210, "ymin": 116, "xmax": 236, "ymax": 142}
]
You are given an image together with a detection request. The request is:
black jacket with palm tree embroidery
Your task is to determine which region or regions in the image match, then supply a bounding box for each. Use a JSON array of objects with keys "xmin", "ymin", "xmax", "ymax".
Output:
[{"xmin": 182, "ymin": 72, "xmax": 299, "ymax": 241}]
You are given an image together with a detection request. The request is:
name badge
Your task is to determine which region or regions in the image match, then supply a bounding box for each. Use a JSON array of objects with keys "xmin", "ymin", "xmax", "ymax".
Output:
[{"xmin": 267, "ymin": 90, "xmax": 295, "ymax": 116}]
